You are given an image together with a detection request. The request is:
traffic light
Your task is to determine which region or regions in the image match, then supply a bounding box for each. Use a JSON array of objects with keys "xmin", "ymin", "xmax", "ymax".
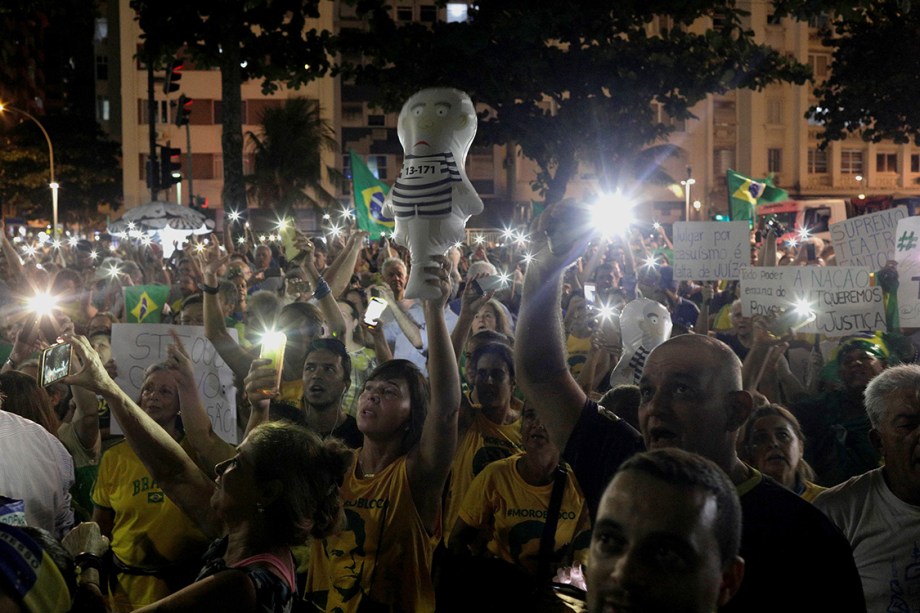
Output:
[
  {"xmin": 163, "ymin": 58, "xmax": 184, "ymax": 94},
  {"xmin": 174, "ymin": 94, "xmax": 193, "ymax": 126},
  {"xmin": 160, "ymin": 146, "xmax": 182, "ymax": 188}
]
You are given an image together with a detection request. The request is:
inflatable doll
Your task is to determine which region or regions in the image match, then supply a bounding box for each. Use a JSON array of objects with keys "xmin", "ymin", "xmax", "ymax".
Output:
[{"xmin": 609, "ymin": 298, "xmax": 672, "ymax": 387}]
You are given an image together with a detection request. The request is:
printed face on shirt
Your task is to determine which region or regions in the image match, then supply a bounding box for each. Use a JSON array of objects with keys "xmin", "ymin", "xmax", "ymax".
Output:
[
  {"xmin": 323, "ymin": 508, "xmax": 367, "ymax": 602},
  {"xmin": 588, "ymin": 471, "xmax": 728, "ymax": 613}
]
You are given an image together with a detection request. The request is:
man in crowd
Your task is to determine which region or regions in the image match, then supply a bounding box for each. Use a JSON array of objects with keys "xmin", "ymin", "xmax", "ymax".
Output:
[
  {"xmin": 516, "ymin": 199, "xmax": 865, "ymax": 612},
  {"xmin": 814, "ymin": 364, "xmax": 920, "ymax": 612},
  {"xmin": 588, "ymin": 448, "xmax": 745, "ymax": 613},
  {"xmin": 793, "ymin": 335, "xmax": 887, "ymax": 485},
  {"xmin": 375, "ymin": 256, "xmax": 457, "ymax": 376}
]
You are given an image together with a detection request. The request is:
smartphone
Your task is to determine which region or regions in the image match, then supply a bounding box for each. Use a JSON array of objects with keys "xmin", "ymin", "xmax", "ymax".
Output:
[
  {"xmin": 583, "ymin": 282, "xmax": 597, "ymax": 305},
  {"xmin": 472, "ymin": 275, "xmax": 505, "ymax": 295},
  {"xmin": 769, "ymin": 308, "xmax": 816, "ymax": 337},
  {"xmin": 259, "ymin": 331, "xmax": 287, "ymax": 392},
  {"xmin": 39, "ymin": 342, "xmax": 72, "ymax": 387},
  {"xmin": 364, "ymin": 296, "xmax": 388, "ymax": 328},
  {"xmin": 806, "ymin": 242, "xmax": 817, "ymax": 261}
]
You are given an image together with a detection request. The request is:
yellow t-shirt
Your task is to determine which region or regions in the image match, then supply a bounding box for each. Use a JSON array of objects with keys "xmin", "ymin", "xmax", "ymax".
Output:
[
  {"xmin": 458, "ymin": 453, "xmax": 591, "ymax": 575},
  {"xmin": 566, "ymin": 334, "xmax": 593, "ymax": 379},
  {"xmin": 305, "ymin": 453, "xmax": 438, "ymax": 613},
  {"xmin": 443, "ymin": 407, "xmax": 522, "ymax": 545},
  {"xmin": 92, "ymin": 439, "xmax": 210, "ymax": 612}
]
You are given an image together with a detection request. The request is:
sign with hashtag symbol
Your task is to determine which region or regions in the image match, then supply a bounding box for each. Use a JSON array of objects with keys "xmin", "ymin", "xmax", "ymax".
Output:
[
  {"xmin": 895, "ymin": 217, "xmax": 920, "ymax": 326},
  {"xmin": 897, "ymin": 230, "xmax": 918, "ymax": 252}
]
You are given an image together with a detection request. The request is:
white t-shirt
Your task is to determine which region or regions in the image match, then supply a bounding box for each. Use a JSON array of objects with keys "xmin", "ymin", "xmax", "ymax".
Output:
[
  {"xmin": 0, "ymin": 410, "xmax": 75, "ymax": 539},
  {"xmin": 814, "ymin": 467, "xmax": 920, "ymax": 612}
]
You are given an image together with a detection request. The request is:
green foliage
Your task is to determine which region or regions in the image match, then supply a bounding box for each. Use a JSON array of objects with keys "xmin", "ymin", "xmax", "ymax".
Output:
[
  {"xmin": 245, "ymin": 97, "xmax": 343, "ymax": 212},
  {"xmin": 129, "ymin": 0, "xmax": 332, "ymax": 93},
  {"xmin": 336, "ymin": 0, "xmax": 812, "ymax": 203},
  {"xmin": 808, "ymin": 1, "xmax": 920, "ymax": 146},
  {"xmin": 0, "ymin": 114, "xmax": 121, "ymax": 221}
]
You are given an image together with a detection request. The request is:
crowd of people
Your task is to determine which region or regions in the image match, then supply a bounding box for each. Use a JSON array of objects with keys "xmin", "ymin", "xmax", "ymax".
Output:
[{"xmin": 0, "ymin": 198, "xmax": 917, "ymax": 613}]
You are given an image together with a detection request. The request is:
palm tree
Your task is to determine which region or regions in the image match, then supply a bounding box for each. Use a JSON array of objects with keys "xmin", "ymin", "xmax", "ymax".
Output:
[{"xmin": 245, "ymin": 97, "xmax": 343, "ymax": 214}]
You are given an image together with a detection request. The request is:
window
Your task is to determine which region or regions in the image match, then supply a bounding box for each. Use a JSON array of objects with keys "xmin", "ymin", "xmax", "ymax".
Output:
[
  {"xmin": 368, "ymin": 155, "xmax": 388, "ymax": 180},
  {"xmin": 912, "ymin": 154, "xmax": 920, "ymax": 173},
  {"xmin": 419, "ymin": 5, "xmax": 437, "ymax": 22},
  {"xmin": 214, "ymin": 100, "xmax": 248, "ymax": 125},
  {"xmin": 94, "ymin": 18, "xmax": 108, "ymax": 43},
  {"xmin": 138, "ymin": 100, "xmax": 170, "ymax": 124},
  {"xmin": 396, "ymin": 6, "xmax": 412, "ymax": 21},
  {"xmin": 343, "ymin": 103, "xmax": 363, "ymax": 121},
  {"xmin": 95, "ymin": 55, "xmax": 108, "ymax": 81},
  {"xmin": 714, "ymin": 149, "xmax": 735, "ymax": 176},
  {"xmin": 367, "ymin": 114, "xmax": 385, "ymax": 127},
  {"xmin": 768, "ymin": 148, "xmax": 782, "ymax": 174},
  {"xmin": 808, "ymin": 149, "xmax": 828, "ymax": 173},
  {"xmin": 841, "ymin": 150, "xmax": 864, "ymax": 174},
  {"xmin": 96, "ymin": 96, "xmax": 110, "ymax": 122},
  {"xmin": 808, "ymin": 54, "xmax": 831, "ymax": 79},
  {"xmin": 808, "ymin": 13, "xmax": 831, "ymax": 29},
  {"xmin": 767, "ymin": 11, "xmax": 782, "ymax": 25},
  {"xmin": 446, "ymin": 3, "xmax": 469, "ymax": 22},
  {"xmin": 766, "ymin": 99, "xmax": 783, "ymax": 124},
  {"xmin": 876, "ymin": 152, "xmax": 897, "ymax": 173}
]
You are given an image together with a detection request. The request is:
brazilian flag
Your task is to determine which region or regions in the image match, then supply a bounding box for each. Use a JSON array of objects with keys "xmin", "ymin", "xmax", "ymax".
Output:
[
  {"xmin": 727, "ymin": 169, "xmax": 789, "ymax": 222},
  {"xmin": 123, "ymin": 284, "xmax": 170, "ymax": 324},
  {"xmin": 350, "ymin": 149, "xmax": 394, "ymax": 239}
]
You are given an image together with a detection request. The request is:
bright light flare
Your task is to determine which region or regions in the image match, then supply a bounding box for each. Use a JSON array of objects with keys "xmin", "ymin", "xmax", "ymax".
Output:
[
  {"xmin": 106, "ymin": 264, "xmax": 121, "ymax": 279},
  {"xmin": 329, "ymin": 225, "xmax": 342, "ymax": 238},
  {"xmin": 51, "ymin": 239, "xmax": 61, "ymax": 250},
  {"xmin": 90, "ymin": 250, "xmax": 98, "ymax": 260},
  {"xmin": 140, "ymin": 235, "xmax": 152, "ymax": 247},
  {"xmin": 68, "ymin": 236, "xmax": 79, "ymax": 247},
  {"xmin": 595, "ymin": 303, "xmax": 616, "ymax": 321},
  {"xmin": 522, "ymin": 252, "xmax": 535, "ymax": 265},
  {"xmin": 592, "ymin": 191, "xmax": 635, "ymax": 238},
  {"xmin": 498, "ymin": 271, "xmax": 511, "ymax": 286},
  {"xmin": 643, "ymin": 257, "xmax": 659, "ymax": 271},
  {"xmin": 474, "ymin": 235, "xmax": 485, "ymax": 245},
  {"xmin": 27, "ymin": 292, "xmax": 58, "ymax": 317},
  {"xmin": 23, "ymin": 245, "xmax": 36, "ymax": 257},
  {"xmin": 195, "ymin": 243, "xmax": 205, "ymax": 253},
  {"xmin": 792, "ymin": 298, "xmax": 814, "ymax": 317},
  {"xmin": 653, "ymin": 222, "xmax": 661, "ymax": 230},
  {"xmin": 322, "ymin": 213, "xmax": 331, "ymax": 221},
  {"xmin": 276, "ymin": 217, "xmax": 289, "ymax": 231},
  {"xmin": 514, "ymin": 231, "xmax": 529, "ymax": 247},
  {"xmin": 228, "ymin": 210, "xmax": 242, "ymax": 222},
  {"xmin": 797, "ymin": 226, "xmax": 811, "ymax": 242},
  {"xmin": 237, "ymin": 236, "xmax": 246, "ymax": 245},
  {"xmin": 501, "ymin": 227, "xmax": 515, "ymax": 241}
]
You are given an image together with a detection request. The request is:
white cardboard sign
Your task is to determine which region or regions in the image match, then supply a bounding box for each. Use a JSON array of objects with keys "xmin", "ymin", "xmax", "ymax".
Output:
[
  {"xmin": 830, "ymin": 206, "xmax": 907, "ymax": 269},
  {"xmin": 739, "ymin": 266, "xmax": 885, "ymax": 336},
  {"xmin": 895, "ymin": 216, "xmax": 920, "ymax": 327},
  {"xmin": 673, "ymin": 221, "xmax": 750, "ymax": 280},
  {"xmin": 110, "ymin": 323, "xmax": 239, "ymax": 443}
]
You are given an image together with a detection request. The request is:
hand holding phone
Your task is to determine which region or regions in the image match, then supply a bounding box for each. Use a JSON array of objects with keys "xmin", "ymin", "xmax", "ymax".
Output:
[
  {"xmin": 364, "ymin": 297, "xmax": 388, "ymax": 328},
  {"xmin": 39, "ymin": 342, "xmax": 73, "ymax": 387}
]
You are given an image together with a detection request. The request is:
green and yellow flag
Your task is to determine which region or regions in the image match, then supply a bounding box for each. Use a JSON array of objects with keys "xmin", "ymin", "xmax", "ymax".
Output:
[
  {"xmin": 727, "ymin": 169, "xmax": 789, "ymax": 222},
  {"xmin": 350, "ymin": 149, "xmax": 394, "ymax": 239},
  {"xmin": 123, "ymin": 284, "xmax": 170, "ymax": 324}
]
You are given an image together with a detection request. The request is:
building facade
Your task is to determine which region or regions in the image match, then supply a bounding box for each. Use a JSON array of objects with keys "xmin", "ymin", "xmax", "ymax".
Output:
[{"xmin": 93, "ymin": 1, "xmax": 920, "ymax": 229}]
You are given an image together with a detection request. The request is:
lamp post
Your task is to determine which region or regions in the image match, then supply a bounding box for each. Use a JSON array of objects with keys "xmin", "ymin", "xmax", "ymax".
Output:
[
  {"xmin": 0, "ymin": 103, "xmax": 59, "ymax": 239},
  {"xmin": 680, "ymin": 165, "xmax": 695, "ymax": 222}
]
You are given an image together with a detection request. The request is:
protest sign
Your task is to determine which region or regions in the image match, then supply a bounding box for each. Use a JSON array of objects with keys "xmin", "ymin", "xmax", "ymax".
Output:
[
  {"xmin": 739, "ymin": 266, "xmax": 885, "ymax": 336},
  {"xmin": 110, "ymin": 323, "xmax": 239, "ymax": 443},
  {"xmin": 830, "ymin": 206, "xmax": 906, "ymax": 269},
  {"xmin": 895, "ymin": 216, "xmax": 920, "ymax": 327},
  {"xmin": 673, "ymin": 221, "xmax": 750, "ymax": 280}
]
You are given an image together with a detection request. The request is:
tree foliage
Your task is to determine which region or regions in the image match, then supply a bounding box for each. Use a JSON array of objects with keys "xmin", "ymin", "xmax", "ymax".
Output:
[
  {"xmin": 807, "ymin": 1, "xmax": 920, "ymax": 146},
  {"xmin": 337, "ymin": 0, "xmax": 813, "ymax": 204},
  {"xmin": 0, "ymin": 115, "xmax": 121, "ymax": 223},
  {"xmin": 129, "ymin": 0, "xmax": 335, "ymax": 213},
  {"xmin": 245, "ymin": 97, "xmax": 343, "ymax": 212}
]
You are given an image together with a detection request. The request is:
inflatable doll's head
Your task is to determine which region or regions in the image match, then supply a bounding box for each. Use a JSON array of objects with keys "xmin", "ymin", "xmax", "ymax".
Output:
[{"xmin": 397, "ymin": 88, "xmax": 477, "ymax": 160}]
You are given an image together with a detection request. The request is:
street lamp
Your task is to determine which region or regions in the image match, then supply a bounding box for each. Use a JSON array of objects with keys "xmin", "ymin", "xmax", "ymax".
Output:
[
  {"xmin": 0, "ymin": 103, "xmax": 59, "ymax": 239},
  {"xmin": 680, "ymin": 165, "xmax": 695, "ymax": 222}
]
